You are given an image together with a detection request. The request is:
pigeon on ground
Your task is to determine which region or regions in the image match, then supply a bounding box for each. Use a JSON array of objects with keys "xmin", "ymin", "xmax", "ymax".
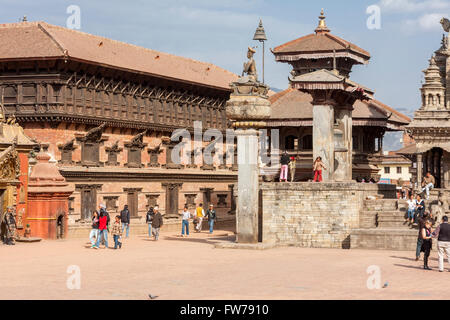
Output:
[
  {"xmin": 382, "ymin": 281, "xmax": 388, "ymax": 288},
  {"xmin": 148, "ymin": 294, "xmax": 159, "ymax": 299}
]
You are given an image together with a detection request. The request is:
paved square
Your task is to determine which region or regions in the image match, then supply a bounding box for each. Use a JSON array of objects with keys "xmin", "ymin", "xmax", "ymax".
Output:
[{"xmin": 1, "ymin": 229, "xmax": 448, "ymax": 300}]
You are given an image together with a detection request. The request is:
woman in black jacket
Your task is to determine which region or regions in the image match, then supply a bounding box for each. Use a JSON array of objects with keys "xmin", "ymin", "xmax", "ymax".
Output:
[{"xmin": 146, "ymin": 207, "xmax": 154, "ymax": 238}]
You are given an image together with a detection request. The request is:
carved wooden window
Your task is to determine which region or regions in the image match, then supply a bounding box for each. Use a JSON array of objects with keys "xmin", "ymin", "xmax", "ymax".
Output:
[
  {"xmin": 301, "ymin": 135, "xmax": 313, "ymax": 151},
  {"xmin": 184, "ymin": 193, "xmax": 197, "ymax": 209},
  {"xmin": 4, "ymin": 85, "xmax": 17, "ymax": 104},
  {"xmin": 217, "ymin": 194, "xmax": 228, "ymax": 207},
  {"xmin": 125, "ymin": 131, "xmax": 147, "ymax": 168},
  {"xmin": 103, "ymin": 196, "xmax": 119, "ymax": 213},
  {"xmin": 145, "ymin": 194, "xmax": 160, "ymax": 209},
  {"xmin": 51, "ymin": 84, "xmax": 62, "ymax": 103},
  {"xmin": 76, "ymin": 184, "xmax": 102, "ymax": 221},
  {"xmin": 59, "ymin": 139, "xmax": 76, "ymax": 165},
  {"xmin": 22, "ymin": 84, "xmax": 36, "ymax": 103},
  {"xmin": 76, "ymin": 124, "xmax": 106, "ymax": 167}
]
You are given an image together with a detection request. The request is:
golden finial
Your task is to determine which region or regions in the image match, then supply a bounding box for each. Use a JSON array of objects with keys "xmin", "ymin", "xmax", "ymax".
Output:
[{"xmin": 315, "ymin": 8, "xmax": 330, "ymax": 34}]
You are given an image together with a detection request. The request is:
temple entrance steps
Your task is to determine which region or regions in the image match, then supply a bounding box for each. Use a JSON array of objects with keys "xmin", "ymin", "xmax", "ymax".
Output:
[{"xmin": 351, "ymin": 198, "xmax": 418, "ymax": 250}]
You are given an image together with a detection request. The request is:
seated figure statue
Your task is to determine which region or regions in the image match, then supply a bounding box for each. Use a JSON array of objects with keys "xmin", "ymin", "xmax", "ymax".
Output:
[{"xmin": 241, "ymin": 46, "xmax": 258, "ymax": 82}]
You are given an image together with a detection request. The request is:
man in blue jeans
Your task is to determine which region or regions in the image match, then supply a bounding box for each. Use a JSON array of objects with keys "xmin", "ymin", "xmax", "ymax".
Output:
[
  {"xmin": 181, "ymin": 205, "xmax": 191, "ymax": 237},
  {"xmin": 120, "ymin": 204, "xmax": 130, "ymax": 238},
  {"xmin": 206, "ymin": 204, "xmax": 217, "ymax": 234}
]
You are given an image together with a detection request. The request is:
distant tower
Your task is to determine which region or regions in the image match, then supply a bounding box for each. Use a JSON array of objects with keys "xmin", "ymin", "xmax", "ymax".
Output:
[{"xmin": 420, "ymin": 55, "xmax": 445, "ymax": 110}]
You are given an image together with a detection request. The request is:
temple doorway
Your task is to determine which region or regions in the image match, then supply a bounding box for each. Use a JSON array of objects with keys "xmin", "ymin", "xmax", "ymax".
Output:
[
  {"xmin": 423, "ymin": 147, "xmax": 443, "ymax": 188},
  {"xmin": 56, "ymin": 214, "xmax": 64, "ymax": 239}
]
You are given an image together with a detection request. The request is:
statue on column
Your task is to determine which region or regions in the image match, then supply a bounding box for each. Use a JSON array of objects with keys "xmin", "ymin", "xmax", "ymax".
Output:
[{"xmin": 242, "ymin": 47, "xmax": 258, "ymax": 82}]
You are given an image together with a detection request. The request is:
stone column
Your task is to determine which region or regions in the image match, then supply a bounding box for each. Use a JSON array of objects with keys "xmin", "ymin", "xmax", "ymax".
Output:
[
  {"xmin": 333, "ymin": 106, "xmax": 353, "ymax": 181},
  {"xmin": 313, "ymin": 104, "xmax": 334, "ymax": 181},
  {"xmin": 235, "ymin": 129, "xmax": 260, "ymax": 243},
  {"xmin": 417, "ymin": 153, "xmax": 423, "ymax": 189},
  {"xmin": 226, "ymin": 74, "xmax": 271, "ymax": 244}
]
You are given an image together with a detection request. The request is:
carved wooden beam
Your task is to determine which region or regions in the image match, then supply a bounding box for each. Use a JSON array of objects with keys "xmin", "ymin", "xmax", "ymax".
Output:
[
  {"xmin": 85, "ymin": 75, "xmax": 96, "ymax": 88},
  {"xmin": 112, "ymin": 80, "xmax": 122, "ymax": 92},
  {"xmin": 75, "ymin": 74, "xmax": 86, "ymax": 87}
]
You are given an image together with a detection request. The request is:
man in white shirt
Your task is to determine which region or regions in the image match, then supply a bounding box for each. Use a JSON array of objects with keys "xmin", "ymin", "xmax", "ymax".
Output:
[
  {"xmin": 181, "ymin": 205, "xmax": 191, "ymax": 237},
  {"xmin": 406, "ymin": 194, "xmax": 416, "ymax": 225}
]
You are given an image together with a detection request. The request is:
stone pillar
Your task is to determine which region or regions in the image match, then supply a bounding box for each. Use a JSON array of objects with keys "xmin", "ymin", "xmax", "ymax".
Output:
[
  {"xmin": 235, "ymin": 129, "xmax": 260, "ymax": 243},
  {"xmin": 417, "ymin": 153, "xmax": 423, "ymax": 189},
  {"xmin": 225, "ymin": 72, "xmax": 271, "ymax": 244},
  {"xmin": 27, "ymin": 152, "xmax": 74, "ymax": 239},
  {"xmin": 313, "ymin": 104, "xmax": 334, "ymax": 181},
  {"xmin": 333, "ymin": 106, "xmax": 353, "ymax": 181}
]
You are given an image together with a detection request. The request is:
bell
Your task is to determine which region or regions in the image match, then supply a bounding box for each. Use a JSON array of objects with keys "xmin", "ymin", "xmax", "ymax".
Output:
[{"xmin": 253, "ymin": 19, "xmax": 267, "ymax": 42}]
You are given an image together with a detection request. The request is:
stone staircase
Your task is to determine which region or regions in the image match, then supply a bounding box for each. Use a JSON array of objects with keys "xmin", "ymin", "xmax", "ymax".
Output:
[{"xmin": 351, "ymin": 198, "xmax": 420, "ymax": 250}]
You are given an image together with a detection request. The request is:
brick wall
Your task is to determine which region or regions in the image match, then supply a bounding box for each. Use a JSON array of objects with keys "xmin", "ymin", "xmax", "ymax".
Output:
[{"xmin": 260, "ymin": 182, "xmax": 397, "ymax": 248}]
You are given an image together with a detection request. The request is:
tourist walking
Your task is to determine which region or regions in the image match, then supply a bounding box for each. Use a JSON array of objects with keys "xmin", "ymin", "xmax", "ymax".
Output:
[
  {"xmin": 89, "ymin": 210, "xmax": 99, "ymax": 248},
  {"xmin": 111, "ymin": 215, "xmax": 122, "ymax": 249},
  {"xmin": 279, "ymin": 151, "xmax": 290, "ymax": 182},
  {"xmin": 120, "ymin": 204, "xmax": 130, "ymax": 238},
  {"xmin": 432, "ymin": 216, "xmax": 450, "ymax": 272},
  {"xmin": 313, "ymin": 156, "xmax": 326, "ymax": 182},
  {"xmin": 406, "ymin": 194, "xmax": 416, "ymax": 225},
  {"xmin": 420, "ymin": 219, "xmax": 433, "ymax": 270},
  {"xmin": 151, "ymin": 206, "xmax": 163, "ymax": 241},
  {"xmin": 181, "ymin": 205, "xmax": 191, "ymax": 237},
  {"xmin": 415, "ymin": 210, "xmax": 430, "ymax": 260},
  {"xmin": 195, "ymin": 203, "xmax": 205, "ymax": 232},
  {"xmin": 420, "ymin": 172, "xmax": 435, "ymax": 200},
  {"xmin": 206, "ymin": 204, "xmax": 217, "ymax": 234},
  {"xmin": 146, "ymin": 206, "xmax": 154, "ymax": 238},
  {"xmin": 95, "ymin": 208, "xmax": 109, "ymax": 249}
]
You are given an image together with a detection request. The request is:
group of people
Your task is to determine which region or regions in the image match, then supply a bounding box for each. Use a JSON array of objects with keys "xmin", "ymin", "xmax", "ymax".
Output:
[
  {"xmin": 279, "ymin": 152, "xmax": 326, "ymax": 183},
  {"xmin": 88, "ymin": 202, "xmax": 217, "ymax": 248},
  {"xmin": 180, "ymin": 203, "xmax": 217, "ymax": 237},
  {"xmin": 406, "ymin": 194, "xmax": 426, "ymax": 226},
  {"xmin": 415, "ymin": 211, "xmax": 450, "ymax": 272}
]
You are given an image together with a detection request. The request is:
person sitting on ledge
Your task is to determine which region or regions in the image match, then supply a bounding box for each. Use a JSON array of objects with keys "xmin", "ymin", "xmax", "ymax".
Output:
[{"xmin": 420, "ymin": 172, "xmax": 435, "ymax": 200}]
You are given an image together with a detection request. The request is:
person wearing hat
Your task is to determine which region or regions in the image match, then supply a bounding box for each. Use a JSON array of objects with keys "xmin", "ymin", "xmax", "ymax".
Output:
[
  {"xmin": 151, "ymin": 206, "xmax": 163, "ymax": 241},
  {"xmin": 289, "ymin": 155, "xmax": 299, "ymax": 182},
  {"xmin": 206, "ymin": 204, "xmax": 217, "ymax": 234}
]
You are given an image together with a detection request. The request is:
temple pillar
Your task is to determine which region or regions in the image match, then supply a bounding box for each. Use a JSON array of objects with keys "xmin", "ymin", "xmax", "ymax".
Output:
[
  {"xmin": 417, "ymin": 153, "xmax": 423, "ymax": 188},
  {"xmin": 333, "ymin": 106, "xmax": 353, "ymax": 181},
  {"xmin": 235, "ymin": 129, "xmax": 260, "ymax": 243},
  {"xmin": 313, "ymin": 104, "xmax": 334, "ymax": 181}
]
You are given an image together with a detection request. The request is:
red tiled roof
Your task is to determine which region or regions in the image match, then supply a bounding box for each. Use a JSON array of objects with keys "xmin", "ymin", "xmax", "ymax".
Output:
[
  {"xmin": 268, "ymin": 88, "xmax": 410, "ymax": 126},
  {"xmin": 0, "ymin": 21, "xmax": 238, "ymax": 90},
  {"xmin": 273, "ymin": 32, "xmax": 370, "ymax": 58}
]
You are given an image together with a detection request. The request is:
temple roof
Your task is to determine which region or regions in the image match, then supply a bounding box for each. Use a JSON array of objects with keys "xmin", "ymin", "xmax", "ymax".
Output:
[
  {"xmin": 0, "ymin": 21, "xmax": 238, "ymax": 90},
  {"xmin": 272, "ymin": 11, "xmax": 370, "ymax": 65},
  {"xmin": 268, "ymin": 88, "xmax": 410, "ymax": 129}
]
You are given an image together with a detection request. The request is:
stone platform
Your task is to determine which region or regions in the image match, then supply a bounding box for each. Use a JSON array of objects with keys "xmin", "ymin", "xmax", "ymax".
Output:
[{"xmin": 259, "ymin": 182, "xmax": 396, "ymax": 249}]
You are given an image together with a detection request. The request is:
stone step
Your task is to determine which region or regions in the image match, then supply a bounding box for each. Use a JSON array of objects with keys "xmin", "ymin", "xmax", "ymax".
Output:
[
  {"xmin": 377, "ymin": 211, "xmax": 410, "ymax": 228},
  {"xmin": 351, "ymin": 228, "xmax": 418, "ymax": 250},
  {"xmin": 363, "ymin": 199, "xmax": 398, "ymax": 211}
]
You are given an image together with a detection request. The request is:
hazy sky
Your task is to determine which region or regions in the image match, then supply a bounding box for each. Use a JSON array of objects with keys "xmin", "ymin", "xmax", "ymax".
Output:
[{"xmin": 1, "ymin": 0, "xmax": 449, "ymax": 148}]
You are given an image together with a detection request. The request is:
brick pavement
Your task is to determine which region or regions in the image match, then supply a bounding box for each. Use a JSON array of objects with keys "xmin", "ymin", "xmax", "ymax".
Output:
[{"xmin": 0, "ymin": 229, "xmax": 449, "ymax": 300}]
